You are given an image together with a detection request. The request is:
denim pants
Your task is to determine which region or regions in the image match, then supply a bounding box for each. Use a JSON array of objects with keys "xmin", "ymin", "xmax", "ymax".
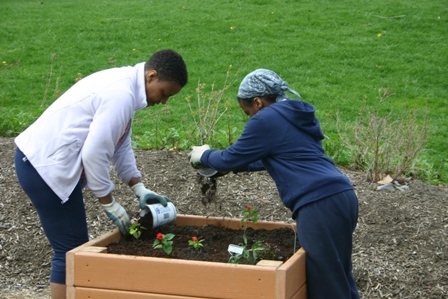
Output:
[
  {"xmin": 296, "ymin": 190, "xmax": 360, "ymax": 299},
  {"xmin": 14, "ymin": 148, "xmax": 89, "ymax": 284}
]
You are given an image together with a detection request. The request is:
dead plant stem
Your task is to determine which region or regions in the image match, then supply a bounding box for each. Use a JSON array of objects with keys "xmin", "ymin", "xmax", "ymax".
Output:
[{"xmin": 41, "ymin": 53, "xmax": 57, "ymax": 108}]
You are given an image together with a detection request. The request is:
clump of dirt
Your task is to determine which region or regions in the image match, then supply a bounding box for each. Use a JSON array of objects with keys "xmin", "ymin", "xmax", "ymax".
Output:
[{"xmin": 197, "ymin": 175, "xmax": 218, "ymax": 204}]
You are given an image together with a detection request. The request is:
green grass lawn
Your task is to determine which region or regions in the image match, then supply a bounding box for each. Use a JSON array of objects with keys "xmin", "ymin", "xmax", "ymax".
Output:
[{"xmin": 1, "ymin": 0, "xmax": 446, "ymax": 184}]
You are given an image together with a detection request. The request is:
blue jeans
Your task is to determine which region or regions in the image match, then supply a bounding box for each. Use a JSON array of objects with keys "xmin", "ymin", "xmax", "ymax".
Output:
[
  {"xmin": 296, "ymin": 190, "xmax": 360, "ymax": 299},
  {"xmin": 15, "ymin": 148, "xmax": 88, "ymax": 284}
]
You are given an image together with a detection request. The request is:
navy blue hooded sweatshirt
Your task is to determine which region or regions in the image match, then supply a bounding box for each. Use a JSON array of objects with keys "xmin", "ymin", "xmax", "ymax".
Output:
[{"xmin": 200, "ymin": 99, "xmax": 354, "ymax": 217}]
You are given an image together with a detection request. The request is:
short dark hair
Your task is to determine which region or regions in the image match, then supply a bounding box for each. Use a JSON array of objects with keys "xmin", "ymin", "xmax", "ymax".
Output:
[{"xmin": 145, "ymin": 49, "xmax": 188, "ymax": 87}]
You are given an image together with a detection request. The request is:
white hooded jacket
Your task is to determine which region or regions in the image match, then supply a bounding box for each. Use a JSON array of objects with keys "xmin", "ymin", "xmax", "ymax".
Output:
[{"xmin": 15, "ymin": 62, "xmax": 148, "ymax": 203}]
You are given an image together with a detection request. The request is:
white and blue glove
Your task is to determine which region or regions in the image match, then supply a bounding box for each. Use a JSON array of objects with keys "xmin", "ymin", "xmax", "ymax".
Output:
[
  {"xmin": 188, "ymin": 144, "xmax": 210, "ymax": 169},
  {"xmin": 101, "ymin": 197, "xmax": 131, "ymax": 236},
  {"xmin": 131, "ymin": 182, "xmax": 171, "ymax": 209}
]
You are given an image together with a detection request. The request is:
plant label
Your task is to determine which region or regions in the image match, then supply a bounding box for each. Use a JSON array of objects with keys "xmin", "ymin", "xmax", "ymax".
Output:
[{"xmin": 228, "ymin": 244, "xmax": 244, "ymax": 255}]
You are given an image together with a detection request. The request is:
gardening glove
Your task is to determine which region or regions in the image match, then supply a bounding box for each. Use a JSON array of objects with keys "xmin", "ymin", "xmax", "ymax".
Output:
[
  {"xmin": 102, "ymin": 197, "xmax": 131, "ymax": 236},
  {"xmin": 188, "ymin": 144, "xmax": 210, "ymax": 169},
  {"xmin": 131, "ymin": 182, "xmax": 171, "ymax": 208}
]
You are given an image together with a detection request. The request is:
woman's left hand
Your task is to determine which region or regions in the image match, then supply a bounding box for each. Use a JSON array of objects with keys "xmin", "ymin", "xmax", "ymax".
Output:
[{"xmin": 188, "ymin": 144, "xmax": 210, "ymax": 168}]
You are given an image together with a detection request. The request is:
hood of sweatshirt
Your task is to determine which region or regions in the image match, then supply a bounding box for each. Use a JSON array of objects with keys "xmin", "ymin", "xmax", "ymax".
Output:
[{"xmin": 268, "ymin": 99, "xmax": 325, "ymax": 141}]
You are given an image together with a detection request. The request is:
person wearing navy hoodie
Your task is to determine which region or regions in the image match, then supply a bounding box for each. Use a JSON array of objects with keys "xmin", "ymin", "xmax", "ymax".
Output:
[{"xmin": 189, "ymin": 69, "xmax": 360, "ymax": 299}]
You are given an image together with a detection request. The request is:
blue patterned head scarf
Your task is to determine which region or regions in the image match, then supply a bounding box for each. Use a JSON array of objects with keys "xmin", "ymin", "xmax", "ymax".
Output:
[{"xmin": 237, "ymin": 69, "xmax": 301, "ymax": 102}]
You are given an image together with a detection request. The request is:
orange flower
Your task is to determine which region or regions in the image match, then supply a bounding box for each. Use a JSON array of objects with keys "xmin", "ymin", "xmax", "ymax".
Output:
[{"xmin": 188, "ymin": 236, "xmax": 204, "ymax": 249}]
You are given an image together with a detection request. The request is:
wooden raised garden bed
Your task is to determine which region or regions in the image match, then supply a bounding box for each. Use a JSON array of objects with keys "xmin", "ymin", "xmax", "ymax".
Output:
[{"xmin": 66, "ymin": 214, "xmax": 307, "ymax": 299}]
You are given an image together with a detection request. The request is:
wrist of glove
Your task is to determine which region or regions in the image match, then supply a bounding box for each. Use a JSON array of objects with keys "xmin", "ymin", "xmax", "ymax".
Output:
[
  {"xmin": 101, "ymin": 197, "xmax": 131, "ymax": 236},
  {"xmin": 131, "ymin": 182, "xmax": 171, "ymax": 208},
  {"xmin": 188, "ymin": 144, "xmax": 210, "ymax": 169}
]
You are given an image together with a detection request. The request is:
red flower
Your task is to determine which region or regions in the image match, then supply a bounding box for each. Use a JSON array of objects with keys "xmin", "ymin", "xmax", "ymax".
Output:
[
  {"xmin": 191, "ymin": 236, "xmax": 198, "ymax": 241},
  {"xmin": 156, "ymin": 233, "xmax": 164, "ymax": 240},
  {"xmin": 246, "ymin": 206, "xmax": 251, "ymax": 211}
]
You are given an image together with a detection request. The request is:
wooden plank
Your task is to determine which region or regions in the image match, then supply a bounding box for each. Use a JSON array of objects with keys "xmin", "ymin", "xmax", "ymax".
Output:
[
  {"xmin": 67, "ymin": 246, "xmax": 108, "ymax": 286},
  {"xmin": 289, "ymin": 284, "xmax": 307, "ymax": 299},
  {"xmin": 174, "ymin": 214, "xmax": 297, "ymax": 231},
  {"xmin": 276, "ymin": 248, "xmax": 306, "ymax": 299},
  {"xmin": 67, "ymin": 228, "xmax": 120, "ymax": 287},
  {"xmin": 69, "ymin": 266, "xmax": 307, "ymax": 299},
  {"xmin": 67, "ymin": 250, "xmax": 77, "ymax": 287},
  {"xmin": 72, "ymin": 252, "xmax": 279, "ymax": 299},
  {"xmin": 78, "ymin": 229, "xmax": 121, "ymax": 247},
  {"xmin": 67, "ymin": 285, "xmax": 76, "ymax": 299},
  {"xmin": 256, "ymin": 260, "xmax": 283, "ymax": 268},
  {"xmin": 73, "ymin": 287, "xmax": 210, "ymax": 299}
]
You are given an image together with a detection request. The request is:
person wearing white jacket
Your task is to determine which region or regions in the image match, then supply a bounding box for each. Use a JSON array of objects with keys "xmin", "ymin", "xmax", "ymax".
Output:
[{"xmin": 14, "ymin": 49, "xmax": 188, "ymax": 299}]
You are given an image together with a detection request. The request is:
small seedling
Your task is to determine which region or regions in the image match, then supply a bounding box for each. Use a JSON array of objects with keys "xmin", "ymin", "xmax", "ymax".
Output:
[
  {"xmin": 228, "ymin": 206, "xmax": 266, "ymax": 264},
  {"xmin": 188, "ymin": 236, "xmax": 205, "ymax": 249},
  {"xmin": 258, "ymin": 242, "xmax": 282, "ymax": 260},
  {"xmin": 228, "ymin": 239, "xmax": 266, "ymax": 265},
  {"xmin": 240, "ymin": 206, "xmax": 258, "ymax": 244},
  {"xmin": 129, "ymin": 223, "xmax": 147, "ymax": 239}
]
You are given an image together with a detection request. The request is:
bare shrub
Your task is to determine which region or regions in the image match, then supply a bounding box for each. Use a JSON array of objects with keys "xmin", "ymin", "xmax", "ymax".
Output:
[
  {"xmin": 185, "ymin": 65, "xmax": 241, "ymax": 146},
  {"xmin": 337, "ymin": 88, "xmax": 429, "ymax": 182}
]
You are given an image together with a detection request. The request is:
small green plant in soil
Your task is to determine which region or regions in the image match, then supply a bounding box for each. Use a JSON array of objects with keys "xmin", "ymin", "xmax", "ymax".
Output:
[
  {"xmin": 228, "ymin": 206, "xmax": 267, "ymax": 265},
  {"xmin": 258, "ymin": 242, "xmax": 284, "ymax": 261},
  {"xmin": 129, "ymin": 223, "xmax": 147, "ymax": 239},
  {"xmin": 241, "ymin": 206, "xmax": 259, "ymax": 243},
  {"xmin": 153, "ymin": 232, "xmax": 175, "ymax": 255},
  {"xmin": 229, "ymin": 240, "xmax": 266, "ymax": 265},
  {"xmin": 188, "ymin": 236, "xmax": 205, "ymax": 250}
]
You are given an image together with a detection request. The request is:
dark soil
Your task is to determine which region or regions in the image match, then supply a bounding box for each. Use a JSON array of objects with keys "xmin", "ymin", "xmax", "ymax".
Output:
[
  {"xmin": 108, "ymin": 216, "xmax": 298, "ymax": 264},
  {"xmin": 0, "ymin": 137, "xmax": 447, "ymax": 299}
]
